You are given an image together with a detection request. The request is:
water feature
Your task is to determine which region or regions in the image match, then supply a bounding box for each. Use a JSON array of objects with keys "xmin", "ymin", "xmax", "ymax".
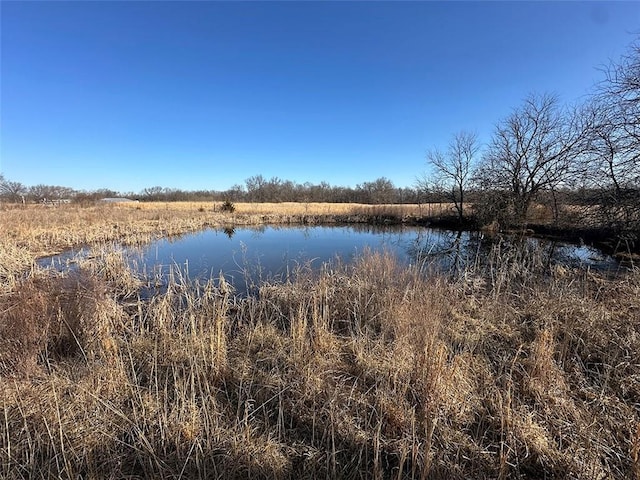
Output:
[
  {"xmin": 37, "ymin": 225, "xmax": 622, "ymax": 294},
  {"xmin": 132, "ymin": 225, "xmax": 620, "ymax": 290}
]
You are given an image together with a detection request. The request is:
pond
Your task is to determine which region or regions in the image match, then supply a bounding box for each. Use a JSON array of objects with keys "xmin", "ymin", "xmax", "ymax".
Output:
[
  {"xmin": 127, "ymin": 225, "xmax": 622, "ymax": 291},
  {"xmin": 38, "ymin": 225, "xmax": 621, "ymax": 294}
]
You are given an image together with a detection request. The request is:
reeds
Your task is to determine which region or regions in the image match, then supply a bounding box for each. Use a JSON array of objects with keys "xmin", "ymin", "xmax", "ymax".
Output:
[{"xmin": 1, "ymin": 243, "xmax": 638, "ymax": 479}]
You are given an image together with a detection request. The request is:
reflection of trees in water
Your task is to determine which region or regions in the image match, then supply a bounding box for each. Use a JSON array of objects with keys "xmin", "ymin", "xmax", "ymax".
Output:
[
  {"xmin": 485, "ymin": 236, "xmax": 583, "ymax": 273},
  {"xmin": 203, "ymin": 225, "xmax": 617, "ymax": 289},
  {"xmin": 406, "ymin": 229, "xmax": 475, "ymax": 276},
  {"xmin": 347, "ymin": 224, "xmax": 406, "ymax": 234},
  {"xmin": 223, "ymin": 226, "xmax": 235, "ymax": 239},
  {"xmin": 404, "ymin": 229, "xmax": 617, "ymax": 278}
]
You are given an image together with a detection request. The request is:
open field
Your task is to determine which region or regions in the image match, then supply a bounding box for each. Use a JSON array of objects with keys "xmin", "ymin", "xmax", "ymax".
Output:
[
  {"xmin": 1, "ymin": 202, "xmax": 639, "ymax": 478},
  {"xmin": 129, "ymin": 201, "xmax": 448, "ymax": 216}
]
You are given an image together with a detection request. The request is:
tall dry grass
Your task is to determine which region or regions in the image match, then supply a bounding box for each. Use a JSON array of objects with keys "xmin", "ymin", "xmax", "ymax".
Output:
[
  {"xmin": 0, "ymin": 202, "xmax": 449, "ymax": 262},
  {"xmin": 129, "ymin": 201, "xmax": 448, "ymax": 217},
  {"xmin": 1, "ymin": 244, "xmax": 638, "ymax": 479}
]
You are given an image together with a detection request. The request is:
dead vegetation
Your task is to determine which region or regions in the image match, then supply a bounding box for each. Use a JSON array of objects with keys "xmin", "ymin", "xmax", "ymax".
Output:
[
  {"xmin": 0, "ymin": 202, "xmax": 452, "ymax": 261},
  {"xmin": 1, "ymin": 240, "xmax": 638, "ymax": 478}
]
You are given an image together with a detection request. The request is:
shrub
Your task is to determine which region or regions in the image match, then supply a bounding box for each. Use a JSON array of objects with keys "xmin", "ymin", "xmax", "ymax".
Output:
[{"xmin": 220, "ymin": 199, "xmax": 235, "ymax": 213}]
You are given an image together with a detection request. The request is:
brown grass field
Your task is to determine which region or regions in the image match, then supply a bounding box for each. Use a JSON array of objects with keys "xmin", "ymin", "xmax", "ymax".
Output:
[{"xmin": 1, "ymin": 202, "xmax": 639, "ymax": 479}]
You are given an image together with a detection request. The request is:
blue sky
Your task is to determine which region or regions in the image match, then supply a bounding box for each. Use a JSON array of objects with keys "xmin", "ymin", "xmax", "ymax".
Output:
[{"xmin": 1, "ymin": 1, "xmax": 639, "ymax": 193}]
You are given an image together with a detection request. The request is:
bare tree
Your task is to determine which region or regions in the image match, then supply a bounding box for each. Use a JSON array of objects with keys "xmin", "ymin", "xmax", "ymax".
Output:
[
  {"xmin": 28, "ymin": 184, "xmax": 75, "ymax": 204},
  {"xmin": 140, "ymin": 186, "xmax": 165, "ymax": 201},
  {"xmin": 477, "ymin": 93, "xmax": 592, "ymax": 227},
  {"xmin": 421, "ymin": 131, "xmax": 479, "ymax": 224},
  {"xmin": 585, "ymin": 42, "xmax": 640, "ymax": 233},
  {"xmin": 0, "ymin": 177, "xmax": 27, "ymax": 203},
  {"xmin": 244, "ymin": 175, "xmax": 267, "ymax": 202},
  {"xmin": 601, "ymin": 42, "xmax": 640, "ymax": 148},
  {"xmin": 357, "ymin": 177, "xmax": 396, "ymax": 204}
]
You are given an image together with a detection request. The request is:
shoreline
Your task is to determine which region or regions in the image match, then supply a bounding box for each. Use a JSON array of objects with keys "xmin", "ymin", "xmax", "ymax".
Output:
[{"xmin": 1, "ymin": 201, "xmax": 637, "ymax": 262}]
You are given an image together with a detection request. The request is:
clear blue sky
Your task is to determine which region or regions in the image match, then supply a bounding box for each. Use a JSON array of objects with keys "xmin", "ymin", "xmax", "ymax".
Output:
[{"xmin": 1, "ymin": 1, "xmax": 639, "ymax": 193}]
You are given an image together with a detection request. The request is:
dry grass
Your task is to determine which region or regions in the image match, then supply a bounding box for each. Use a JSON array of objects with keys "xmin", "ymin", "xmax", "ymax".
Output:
[
  {"xmin": 1, "ymin": 242, "xmax": 638, "ymax": 479},
  {"xmin": 0, "ymin": 202, "xmax": 453, "ymax": 262},
  {"xmin": 1, "ymin": 202, "xmax": 637, "ymax": 478},
  {"xmin": 127, "ymin": 201, "xmax": 452, "ymax": 217}
]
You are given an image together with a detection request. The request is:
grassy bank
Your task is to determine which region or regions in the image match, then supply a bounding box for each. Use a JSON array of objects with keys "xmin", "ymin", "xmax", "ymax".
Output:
[{"xmin": 1, "ymin": 243, "xmax": 639, "ymax": 479}]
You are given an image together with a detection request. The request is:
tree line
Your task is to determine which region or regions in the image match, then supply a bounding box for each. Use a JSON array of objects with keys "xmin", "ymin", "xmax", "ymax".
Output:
[{"xmin": 0, "ymin": 174, "xmax": 423, "ymax": 205}]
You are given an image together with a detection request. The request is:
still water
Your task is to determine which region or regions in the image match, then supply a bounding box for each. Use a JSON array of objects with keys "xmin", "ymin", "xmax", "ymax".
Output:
[
  {"xmin": 38, "ymin": 225, "xmax": 620, "ymax": 293},
  {"xmin": 130, "ymin": 225, "xmax": 618, "ymax": 290}
]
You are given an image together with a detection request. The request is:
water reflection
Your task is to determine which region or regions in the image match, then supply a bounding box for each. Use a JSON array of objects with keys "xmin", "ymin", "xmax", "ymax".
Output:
[
  {"xmin": 406, "ymin": 228, "xmax": 622, "ymax": 278},
  {"xmin": 129, "ymin": 225, "xmax": 619, "ymax": 293},
  {"xmin": 406, "ymin": 229, "xmax": 467, "ymax": 274},
  {"xmin": 223, "ymin": 226, "xmax": 235, "ymax": 239},
  {"xmin": 37, "ymin": 225, "xmax": 622, "ymax": 295}
]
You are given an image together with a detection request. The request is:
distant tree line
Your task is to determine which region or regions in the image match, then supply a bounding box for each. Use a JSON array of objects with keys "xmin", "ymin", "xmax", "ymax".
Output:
[
  {"xmin": 119, "ymin": 176, "xmax": 423, "ymax": 204},
  {"xmin": 0, "ymin": 173, "xmax": 425, "ymax": 206},
  {"xmin": 0, "ymin": 176, "xmax": 76, "ymax": 204},
  {"xmin": 230, "ymin": 175, "xmax": 420, "ymax": 204}
]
